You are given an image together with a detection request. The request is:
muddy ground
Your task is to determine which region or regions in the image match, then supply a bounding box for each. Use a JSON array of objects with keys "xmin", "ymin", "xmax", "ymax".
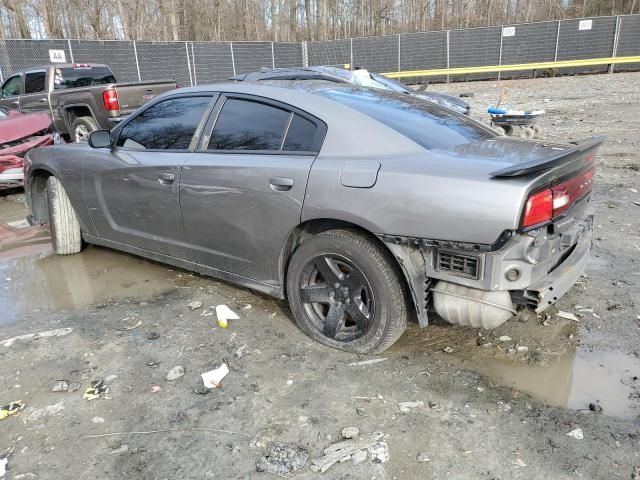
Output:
[{"xmin": 0, "ymin": 72, "xmax": 639, "ymax": 479}]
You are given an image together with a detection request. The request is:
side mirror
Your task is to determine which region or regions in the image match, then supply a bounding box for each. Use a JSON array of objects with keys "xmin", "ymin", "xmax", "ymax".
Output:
[{"xmin": 88, "ymin": 130, "xmax": 111, "ymax": 148}]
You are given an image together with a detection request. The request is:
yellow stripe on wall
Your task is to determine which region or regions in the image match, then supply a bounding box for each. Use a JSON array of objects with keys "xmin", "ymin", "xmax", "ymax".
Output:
[{"xmin": 380, "ymin": 55, "xmax": 640, "ymax": 78}]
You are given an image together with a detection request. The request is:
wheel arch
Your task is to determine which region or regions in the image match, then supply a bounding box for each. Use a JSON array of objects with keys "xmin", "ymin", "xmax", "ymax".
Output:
[
  {"xmin": 279, "ymin": 218, "xmax": 418, "ymax": 321},
  {"xmin": 63, "ymin": 104, "xmax": 96, "ymax": 133},
  {"xmin": 26, "ymin": 167, "xmax": 55, "ymax": 224}
]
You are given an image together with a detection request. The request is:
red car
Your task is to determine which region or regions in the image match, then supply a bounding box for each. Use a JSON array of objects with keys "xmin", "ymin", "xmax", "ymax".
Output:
[{"xmin": 0, "ymin": 107, "xmax": 60, "ymax": 187}]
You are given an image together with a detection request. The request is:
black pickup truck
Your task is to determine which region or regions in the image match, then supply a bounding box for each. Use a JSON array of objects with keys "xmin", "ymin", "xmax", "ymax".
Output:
[{"xmin": 0, "ymin": 64, "xmax": 177, "ymax": 142}]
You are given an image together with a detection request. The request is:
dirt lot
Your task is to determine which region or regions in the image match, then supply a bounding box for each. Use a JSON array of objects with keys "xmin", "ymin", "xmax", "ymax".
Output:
[{"xmin": 1, "ymin": 72, "xmax": 639, "ymax": 480}]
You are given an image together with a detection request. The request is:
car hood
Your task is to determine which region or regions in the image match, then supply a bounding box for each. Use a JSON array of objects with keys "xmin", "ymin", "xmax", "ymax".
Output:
[{"xmin": 0, "ymin": 112, "xmax": 52, "ymax": 144}]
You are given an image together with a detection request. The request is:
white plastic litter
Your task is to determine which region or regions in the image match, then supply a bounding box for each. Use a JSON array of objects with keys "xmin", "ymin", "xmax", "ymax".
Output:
[
  {"xmin": 348, "ymin": 358, "xmax": 387, "ymax": 367},
  {"xmin": 215, "ymin": 305, "xmax": 240, "ymax": 322},
  {"xmin": 565, "ymin": 428, "xmax": 584, "ymax": 439},
  {"xmin": 557, "ymin": 311, "xmax": 580, "ymax": 322},
  {"xmin": 1, "ymin": 327, "xmax": 73, "ymax": 347},
  {"xmin": 201, "ymin": 362, "xmax": 230, "ymax": 388},
  {"xmin": 0, "ymin": 457, "xmax": 7, "ymax": 477}
]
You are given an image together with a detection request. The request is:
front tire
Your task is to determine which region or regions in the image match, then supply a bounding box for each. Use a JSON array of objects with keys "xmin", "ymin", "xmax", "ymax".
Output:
[
  {"xmin": 286, "ymin": 229, "xmax": 408, "ymax": 354},
  {"xmin": 70, "ymin": 116, "xmax": 98, "ymax": 143},
  {"xmin": 46, "ymin": 176, "xmax": 83, "ymax": 255}
]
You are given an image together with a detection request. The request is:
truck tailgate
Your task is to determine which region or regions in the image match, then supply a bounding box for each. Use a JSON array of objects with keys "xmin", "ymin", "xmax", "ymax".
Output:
[{"xmin": 114, "ymin": 80, "xmax": 177, "ymax": 114}]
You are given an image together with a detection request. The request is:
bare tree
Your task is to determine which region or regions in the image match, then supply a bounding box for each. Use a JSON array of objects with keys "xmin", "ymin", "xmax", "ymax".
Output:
[{"xmin": 0, "ymin": 0, "xmax": 633, "ymax": 42}]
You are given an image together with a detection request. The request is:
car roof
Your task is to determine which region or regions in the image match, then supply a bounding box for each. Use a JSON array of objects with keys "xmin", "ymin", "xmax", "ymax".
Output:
[{"xmin": 233, "ymin": 66, "xmax": 353, "ymax": 83}]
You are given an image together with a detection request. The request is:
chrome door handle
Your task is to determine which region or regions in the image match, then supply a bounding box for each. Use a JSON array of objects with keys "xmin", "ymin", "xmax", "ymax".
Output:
[
  {"xmin": 157, "ymin": 173, "xmax": 175, "ymax": 185},
  {"xmin": 269, "ymin": 177, "xmax": 293, "ymax": 192},
  {"xmin": 38, "ymin": 98, "xmax": 48, "ymax": 103}
]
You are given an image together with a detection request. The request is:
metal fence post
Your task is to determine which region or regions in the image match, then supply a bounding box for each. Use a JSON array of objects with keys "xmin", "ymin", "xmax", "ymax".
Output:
[
  {"xmin": 185, "ymin": 41, "xmax": 193, "ymax": 86},
  {"xmin": 67, "ymin": 39, "xmax": 74, "ymax": 63},
  {"xmin": 446, "ymin": 30, "xmax": 450, "ymax": 83},
  {"xmin": 349, "ymin": 38, "xmax": 354, "ymax": 69},
  {"xmin": 191, "ymin": 42, "xmax": 198, "ymax": 85},
  {"xmin": 133, "ymin": 41, "xmax": 142, "ymax": 81},
  {"xmin": 271, "ymin": 42, "xmax": 276, "ymax": 69},
  {"xmin": 553, "ymin": 20, "xmax": 561, "ymax": 62},
  {"xmin": 230, "ymin": 42, "xmax": 237, "ymax": 77},
  {"xmin": 302, "ymin": 41, "xmax": 308, "ymax": 67},
  {"xmin": 610, "ymin": 16, "xmax": 622, "ymax": 73},
  {"xmin": 397, "ymin": 34, "xmax": 401, "ymax": 71},
  {"xmin": 498, "ymin": 26, "xmax": 504, "ymax": 81},
  {"xmin": 302, "ymin": 41, "xmax": 307, "ymax": 67}
]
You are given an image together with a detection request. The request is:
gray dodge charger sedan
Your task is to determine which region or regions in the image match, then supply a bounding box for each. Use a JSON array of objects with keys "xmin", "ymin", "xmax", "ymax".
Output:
[{"xmin": 24, "ymin": 81, "xmax": 602, "ymax": 354}]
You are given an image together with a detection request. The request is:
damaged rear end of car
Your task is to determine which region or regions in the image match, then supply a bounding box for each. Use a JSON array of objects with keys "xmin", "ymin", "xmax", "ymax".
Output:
[{"xmin": 414, "ymin": 137, "xmax": 602, "ymax": 329}]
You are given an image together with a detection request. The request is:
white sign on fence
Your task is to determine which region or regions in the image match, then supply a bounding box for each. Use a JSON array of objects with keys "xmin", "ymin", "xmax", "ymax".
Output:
[
  {"xmin": 579, "ymin": 19, "xmax": 593, "ymax": 30},
  {"xmin": 49, "ymin": 49, "xmax": 66, "ymax": 63},
  {"xmin": 502, "ymin": 26, "xmax": 516, "ymax": 37}
]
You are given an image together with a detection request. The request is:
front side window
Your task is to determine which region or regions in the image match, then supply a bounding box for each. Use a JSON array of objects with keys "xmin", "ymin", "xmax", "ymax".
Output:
[
  {"xmin": 24, "ymin": 71, "xmax": 46, "ymax": 94},
  {"xmin": 116, "ymin": 96, "xmax": 212, "ymax": 150},
  {"xmin": 208, "ymin": 98, "xmax": 290, "ymax": 151},
  {"xmin": 1, "ymin": 76, "xmax": 22, "ymax": 98}
]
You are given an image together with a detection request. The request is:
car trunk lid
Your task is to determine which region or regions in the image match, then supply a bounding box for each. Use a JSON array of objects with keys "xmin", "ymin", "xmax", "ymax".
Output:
[{"xmin": 489, "ymin": 136, "xmax": 604, "ymax": 178}]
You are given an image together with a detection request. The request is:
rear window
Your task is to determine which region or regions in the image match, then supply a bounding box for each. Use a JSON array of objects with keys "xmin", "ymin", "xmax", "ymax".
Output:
[
  {"xmin": 54, "ymin": 66, "xmax": 116, "ymax": 90},
  {"xmin": 318, "ymin": 88, "xmax": 494, "ymax": 150}
]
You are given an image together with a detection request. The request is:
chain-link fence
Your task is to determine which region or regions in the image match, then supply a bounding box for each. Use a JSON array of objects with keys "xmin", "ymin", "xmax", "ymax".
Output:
[{"xmin": 0, "ymin": 14, "xmax": 639, "ymax": 86}]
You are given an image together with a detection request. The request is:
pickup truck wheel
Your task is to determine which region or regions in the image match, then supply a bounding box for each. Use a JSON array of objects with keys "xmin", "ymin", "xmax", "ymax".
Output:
[
  {"xmin": 286, "ymin": 229, "xmax": 408, "ymax": 354},
  {"xmin": 46, "ymin": 176, "xmax": 83, "ymax": 255},
  {"xmin": 71, "ymin": 116, "xmax": 98, "ymax": 143}
]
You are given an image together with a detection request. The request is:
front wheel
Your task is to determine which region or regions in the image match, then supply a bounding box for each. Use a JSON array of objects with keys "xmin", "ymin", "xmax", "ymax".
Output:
[
  {"xmin": 46, "ymin": 176, "xmax": 83, "ymax": 255},
  {"xmin": 70, "ymin": 116, "xmax": 98, "ymax": 143},
  {"xmin": 286, "ymin": 229, "xmax": 408, "ymax": 354}
]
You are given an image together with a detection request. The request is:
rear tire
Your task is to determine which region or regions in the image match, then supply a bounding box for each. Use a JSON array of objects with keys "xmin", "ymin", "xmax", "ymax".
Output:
[
  {"xmin": 46, "ymin": 176, "xmax": 83, "ymax": 255},
  {"xmin": 286, "ymin": 229, "xmax": 408, "ymax": 354},
  {"xmin": 71, "ymin": 116, "xmax": 98, "ymax": 143}
]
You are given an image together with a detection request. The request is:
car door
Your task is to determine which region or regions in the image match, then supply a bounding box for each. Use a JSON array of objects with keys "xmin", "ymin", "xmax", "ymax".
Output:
[
  {"xmin": 83, "ymin": 93, "xmax": 216, "ymax": 259},
  {"xmin": 19, "ymin": 70, "xmax": 49, "ymax": 113},
  {"xmin": 180, "ymin": 94, "xmax": 326, "ymax": 285},
  {"xmin": 0, "ymin": 74, "xmax": 23, "ymax": 111}
]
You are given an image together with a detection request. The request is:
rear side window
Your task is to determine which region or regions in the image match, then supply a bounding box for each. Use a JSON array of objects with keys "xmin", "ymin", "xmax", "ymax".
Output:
[
  {"xmin": 24, "ymin": 71, "xmax": 46, "ymax": 94},
  {"xmin": 116, "ymin": 96, "xmax": 212, "ymax": 150},
  {"xmin": 209, "ymin": 98, "xmax": 290, "ymax": 151},
  {"xmin": 53, "ymin": 66, "xmax": 116, "ymax": 90},
  {"xmin": 283, "ymin": 114, "xmax": 316, "ymax": 151},
  {"xmin": 318, "ymin": 88, "xmax": 494, "ymax": 150}
]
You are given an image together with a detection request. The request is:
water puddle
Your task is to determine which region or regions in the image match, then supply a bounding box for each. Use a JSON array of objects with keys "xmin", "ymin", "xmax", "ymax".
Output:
[
  {"xmin": 0, "ymin": 194, "xmax": 196, "ymax": 327},
  {"xmin": 468, "ymin": 349, "xmax": 640, "ymax": 418},
  {"xmin": 0, "ymin": 245, "xmax": 192, "ymax": 327}
]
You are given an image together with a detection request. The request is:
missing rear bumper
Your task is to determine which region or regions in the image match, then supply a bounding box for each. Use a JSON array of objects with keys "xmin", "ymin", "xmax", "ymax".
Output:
[{"xmin": 516, "ymin": 228, "xmax": 592, "ymax": 313}]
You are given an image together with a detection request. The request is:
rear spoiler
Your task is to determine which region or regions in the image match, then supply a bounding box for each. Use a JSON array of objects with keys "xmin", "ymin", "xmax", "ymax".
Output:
[{"xmin": 490, "ymin": 136, "xmax": 605, "ymax": 178}]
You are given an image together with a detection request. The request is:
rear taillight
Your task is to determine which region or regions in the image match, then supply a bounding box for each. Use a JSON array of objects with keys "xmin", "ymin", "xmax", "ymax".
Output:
[
  {"xmin": 522, "ymin": 167, "xmax": 594, "ymax": 229},
  {"xmin": 522, "ymin": 189, "xmax": 553, "ymax": 228},
  {"xmin": 550, "ymin": 168, "xmax": 594, "ymax": 217},
  {"xmin": 102, "ymin": 89, "xmax": 120, "ymax": 111}
]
